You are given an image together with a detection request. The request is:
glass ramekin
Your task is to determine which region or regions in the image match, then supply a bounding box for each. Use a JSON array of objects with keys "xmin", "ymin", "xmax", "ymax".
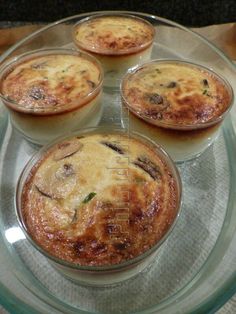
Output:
[
  {"xmin": 0, "ymin": 48, "xmax": 104, "ymax": 145},
  {"xmin": 121, "ymin": 59, "xmax": 234, "ymax": 163},
  {"xmin": 15, "ymin": 127, "xmax": 182, "ymax": 286},
  {"xmin": 72, "ymin": 13, "xmax": 155, "ymax": 87}
]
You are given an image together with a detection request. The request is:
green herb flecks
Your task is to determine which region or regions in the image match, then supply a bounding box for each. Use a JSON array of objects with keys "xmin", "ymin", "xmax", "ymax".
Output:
[
  {"xmin": 202, "ymin": 89, "xmax": 211, "ymax": 97},
  {"xmin": 62, "ymin": 65, "xmax": 72, "ymax": 73},
  {"xmin": 155, "ymin": 68, "xmax": 161, "ymax": 74},
  {"xmin": 71, "ymin": 192, "xmax": 97, "ymax": 223},
  {"xmin": 82, "ymin": 192, "xmax": 97, "ymax": 204}
]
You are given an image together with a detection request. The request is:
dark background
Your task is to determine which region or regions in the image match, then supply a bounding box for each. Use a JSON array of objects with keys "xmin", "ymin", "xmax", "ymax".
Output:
[{"xmin": 0, "ymin": 0, "xmax": 236, "ymax": 27}]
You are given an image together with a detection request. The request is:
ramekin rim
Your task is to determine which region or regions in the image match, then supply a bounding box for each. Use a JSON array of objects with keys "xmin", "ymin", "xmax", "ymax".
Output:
[
  {"xmin": 0, "ymin": 47, "xmax": 104, "ymax": 115},
  {"xmin": 72, "ymin": 13, "xmax": 156, "ymax": 56},
  {"xmin": 15, "ymin": 126, "xmax": 182, "ymax": 272},
  {"xmin": 120, "ymin": 58, "xmax": 234, "ymax": 131}
]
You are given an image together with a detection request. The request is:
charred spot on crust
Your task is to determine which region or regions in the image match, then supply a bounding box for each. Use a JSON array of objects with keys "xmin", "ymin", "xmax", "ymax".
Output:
[
  {"xmin": 73, "ymin": 241, "xmax": 85, "ymax": 255},
  {"xmin": 133, "ymin": 156, "xmax": 161, "ymax": 180},
  {"xmin": 129, "ymin": 207, "xmax": 145, "ymax": 225},
  {"xmin": 73, "ymin": 238, "xmax": 107, "ymax": 257},
  {"xmin": 132, "ymin": 207, "xmax": 145, "ymax": 220},
  {"xmin": 143, "ymin": 109, "xmax": 163, "ymax": 120},
  {"xmin": 90, "ymin": 240, "xmax": 107, "ymax": 254},
  {"xmin": 113, "ymin": 240, "xmax": 131, "ymax": 251},
  {"xmin": 101, "ymin": 141, "xmax": 125, "ymax": 155},
  {"xmin": 109, "ymin": 41, "xmax": 117, "ymax": 48}
]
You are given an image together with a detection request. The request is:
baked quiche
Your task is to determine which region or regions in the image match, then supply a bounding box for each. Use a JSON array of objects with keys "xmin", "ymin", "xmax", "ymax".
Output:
[
  {"xmin": 73, "ymin": 15, "xmax": 155, "ymax": 55},
  {"xmin": 122, "ymin": 60, "xmax": 232, "ymax": 128},
  {"xmin": 1, "ymin": 51, "xmax": 102, "ymax": 114},
  {"xmin": 20, "ymin": 133, "xmax": 181, "ymax": 266}
]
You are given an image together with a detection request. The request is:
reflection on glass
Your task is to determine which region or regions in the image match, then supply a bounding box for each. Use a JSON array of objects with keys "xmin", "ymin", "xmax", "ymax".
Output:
[{"xmin": 5, "ymin": 227, "xmax": 25, "ymax": 243}]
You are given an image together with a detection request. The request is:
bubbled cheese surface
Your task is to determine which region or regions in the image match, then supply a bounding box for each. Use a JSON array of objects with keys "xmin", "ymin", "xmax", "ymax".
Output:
[{"xmin": 21, "ymin": 134, "xmax": 179, "ymax": 266}]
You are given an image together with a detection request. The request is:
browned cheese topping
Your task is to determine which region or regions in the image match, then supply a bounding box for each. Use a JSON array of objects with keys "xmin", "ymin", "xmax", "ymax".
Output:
[
  {"xmin": 1, "ymin": 54, "xmax": 101, "ymax": 113},
  {"xmin": 21, "ymin": 134, "xmax": 179, "ymax": 266},
  {"xmin": 122, "ymin": 62, "xmax": 231, "ymax": 126},
  {"xmin": 74, "ymin": 16, "xmax": 155, "ymax": 55}
]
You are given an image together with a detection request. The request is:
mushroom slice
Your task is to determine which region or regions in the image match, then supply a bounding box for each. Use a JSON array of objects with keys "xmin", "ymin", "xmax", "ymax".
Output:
[
  {"xmin": 101, "ymin": 141, "xmax": 125, "ymax": 155},
  {"xmin": 144, "ymin": 92, "xmax": 170, "ymax": 109},
  {"xmin": 133, "ymin": 156, "xmax": 161, "ymax": 180},
  {"xmin": 53, "ymin": 138, "xmax": 83, "ymax": 161},
  {"xmin": 35, "ymin": 163, "xmax": 77, "ymax": 199}
]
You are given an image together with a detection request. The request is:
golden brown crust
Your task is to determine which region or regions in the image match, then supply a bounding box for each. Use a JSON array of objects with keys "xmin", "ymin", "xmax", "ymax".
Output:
[
  {"xmin": 74, "ymin": 16, "xmax": 155, "ymax": 56},
  {"xmin": 1, "ymin": 54, "xmax": 101, "ymax": 114},
  {"xmin": 21, "ymin": 134, "xmax": 179, "ymax": 266},
  {"xmin": 122, "ymin": 62, "xmax": 232, "ymax": 127}
]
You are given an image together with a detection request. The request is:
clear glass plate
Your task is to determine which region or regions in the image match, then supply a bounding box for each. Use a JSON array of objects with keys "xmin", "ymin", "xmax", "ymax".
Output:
[{"xmin": 0, "ymin": 11, "xmax": 236, "ymax": 314}]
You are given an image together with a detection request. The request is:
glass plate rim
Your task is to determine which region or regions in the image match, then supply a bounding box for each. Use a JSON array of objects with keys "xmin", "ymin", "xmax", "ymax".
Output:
[
  {"xmin": 1, "ymin": 118, "xmax": 236, "ymax": 314},
  {"xmin": 0, "ymin": 10, "xmax": 236, "ymax": 314}
]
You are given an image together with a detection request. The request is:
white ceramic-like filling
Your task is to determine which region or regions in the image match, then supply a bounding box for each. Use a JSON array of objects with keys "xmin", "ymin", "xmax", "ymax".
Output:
[
  {"xmin": 122, "ymin": 108, "xmax": 220, "ymax": 162},
  {"xmin": 94, "ymin": 46, "xmax": 152, "ymax": 87},
  {"xmin": 7, "ymin": 92, "xmax": 102, "ymax": 145},
  {"xmin": 50, "ymin": 250, "xmax": 158, "ymax": 286}
]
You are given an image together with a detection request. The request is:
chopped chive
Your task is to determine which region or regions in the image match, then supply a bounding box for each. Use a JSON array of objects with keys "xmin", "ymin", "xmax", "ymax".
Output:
[
  {"xmin": 82, "ymin": 192, "xmax": 97, "ymax": 204},
  {"xmin": 71, "ymin": 192, "xmax": 97, "ymax": 223},
  {"xmin": 203, "ymin": 89, "xmax": 211, "ymax": 97}
]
